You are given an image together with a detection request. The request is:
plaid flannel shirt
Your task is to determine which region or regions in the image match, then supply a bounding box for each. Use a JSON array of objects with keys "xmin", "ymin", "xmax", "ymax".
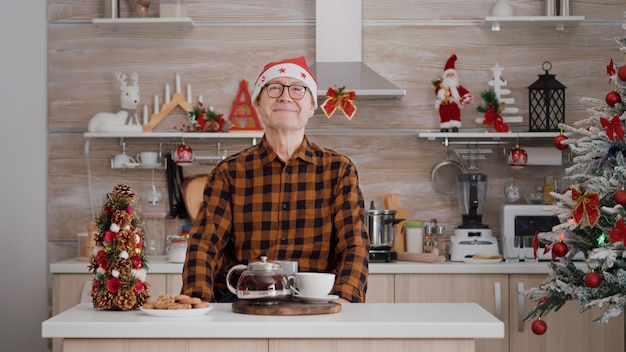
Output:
[{"xmin": 181, "ymin": 135, "xmax": 370, "ymax": 302}]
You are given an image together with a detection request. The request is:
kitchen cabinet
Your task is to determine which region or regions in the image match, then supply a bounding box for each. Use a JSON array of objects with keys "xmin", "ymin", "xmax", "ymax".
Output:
[
  {"xmin": 365, "ymin": 274, "xmax": 394, "ymax": 303},
  {"xmin": 395, "ymin": 273, "xmax": 509, "ymax": 352},
  {"xmin": 509, "ymin": 274, "xmax": 623, "ymax": 352}
]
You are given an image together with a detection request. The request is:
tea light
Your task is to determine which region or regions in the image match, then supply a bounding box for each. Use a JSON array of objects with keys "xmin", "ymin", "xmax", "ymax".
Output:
[
  {"xmin": 165, "ymin": 84, "xmax": 170, "ymax": 103},
  {"xmin": 143, "ymin": 104, "xmax": 148, "ymax": 124}
]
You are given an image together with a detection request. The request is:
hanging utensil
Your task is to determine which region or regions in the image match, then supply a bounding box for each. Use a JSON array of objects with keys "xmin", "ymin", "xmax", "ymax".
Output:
[{"xmin": 431, "ymin": 144, "xmax": 467, "ymax": 196}]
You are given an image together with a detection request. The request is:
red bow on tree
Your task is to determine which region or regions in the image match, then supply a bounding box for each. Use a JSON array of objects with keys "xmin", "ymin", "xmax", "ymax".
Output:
[
  {"xmin": 571, "ymin": 187, "xmax": 600, "ymax": 227},
  {"xmin": 609, "ymin": 218, "xmax": 626, "ymax": 244},
  {"xmin": 607, "ymin": 58, "xmax": 616, "ymax": 84},
  {"xmin": 481, "ymin": 103, "xmax": 509, "ymax": 132},
  {"xmin": 600, "ymin": 115, "xmax": 624, "ymax": 141},
  {"xmin": 321, "ymin": 86, "xmax": 357, "ymax": 120}
]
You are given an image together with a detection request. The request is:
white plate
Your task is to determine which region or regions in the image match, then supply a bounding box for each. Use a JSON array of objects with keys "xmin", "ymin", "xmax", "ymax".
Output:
[
  {"xmin": 294, "ymin": 294, "xmax": 339, "ymax": 303},
  {"xmin": 463, "ymin": 258, "xmax": 503, "ymax": 264},
  {"xmin": 140, "ymin": 305, "xmax": 213, "ymax": 317}
]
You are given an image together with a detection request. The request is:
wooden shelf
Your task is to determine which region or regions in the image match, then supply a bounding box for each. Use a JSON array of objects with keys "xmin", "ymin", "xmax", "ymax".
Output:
[
  {"xmin": 484, "ymin": 16, "xmax": 585, "ymax": 31},
  {"xmin": 92, "ymin": 17, "xmax": 195, "ymax": 31}
]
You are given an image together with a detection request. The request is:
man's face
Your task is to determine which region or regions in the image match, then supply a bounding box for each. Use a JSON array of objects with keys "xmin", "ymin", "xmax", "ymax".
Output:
[{"xmin": 256, "ymin": 78, "xmax": 315, "ymax": 132}]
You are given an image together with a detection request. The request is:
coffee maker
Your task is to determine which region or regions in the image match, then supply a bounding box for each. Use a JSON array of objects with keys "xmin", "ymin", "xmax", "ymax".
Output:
[{"xmin": 449, "ymin": 173, "xmax": 499, "ymax": 261}]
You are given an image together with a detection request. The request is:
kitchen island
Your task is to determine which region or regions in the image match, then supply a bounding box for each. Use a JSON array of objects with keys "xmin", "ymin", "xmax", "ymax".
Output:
[{"xmin": 42, "ymin": 302, "xmax": 504, "ymax": 352}]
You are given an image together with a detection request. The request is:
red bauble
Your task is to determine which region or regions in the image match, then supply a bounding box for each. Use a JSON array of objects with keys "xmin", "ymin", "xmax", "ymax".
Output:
[
  {"xmin": 507, "ymin": 145, "xmax": 528, "ymax": 169},
  {"xmin": 554, "ymin": 134, "xmax": 568, "ymax": 150},
  {"xmin": 531, "ymin": 319, "xmax": 547, "ymax": 335},
  {"xmin": 174, "ymin": 143, "xmax": 194, "ymax": 166},
  {"xmin": 618, "ymin": 66, "xmax": 626, "ymax": 81},
  {"xmin": 614, "ymin": 189, "xmax": 626, "ymax": 206},
  {"xmin": 606, "ymin": 91, "xmax": 622, "ymax": 107},
  {"xmin": 584, "ymin": 271, "xmax": 602, "ymax": 288},
  {"xmin": 552, "ymin": 242, "xmax": 568, "ymax": 258}
]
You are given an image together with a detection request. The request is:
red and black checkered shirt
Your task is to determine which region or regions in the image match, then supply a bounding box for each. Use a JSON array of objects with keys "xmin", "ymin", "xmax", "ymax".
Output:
[{"xmin": 181, "ymin": 136, "xmax": 370, "ymax": 303}]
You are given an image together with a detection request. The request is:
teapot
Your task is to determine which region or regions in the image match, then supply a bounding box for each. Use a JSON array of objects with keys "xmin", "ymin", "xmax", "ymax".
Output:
[{"xmin": 226, "ymin": 256, "xmax": 293, "ymax": 303}]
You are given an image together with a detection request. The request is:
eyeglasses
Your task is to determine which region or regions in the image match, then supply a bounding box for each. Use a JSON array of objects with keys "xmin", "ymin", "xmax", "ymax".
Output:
[{"xmin": 263, "ymin": 83, "xmax": 308, "ymax": 100}]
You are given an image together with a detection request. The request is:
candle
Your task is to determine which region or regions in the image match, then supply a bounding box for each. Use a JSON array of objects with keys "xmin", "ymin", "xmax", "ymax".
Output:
[
  {"xmin": 154, "ymin": 95, "xmax": 159, "ymax": 114},
  {"xmin": 165, "ymin": 84, "xmax": 170, "ymax": 103},
  {"xmin": 176, "ymin": 74, "xmax": 181, "ymax": 93},
  {"xmin": 143, "ymin": 104, "xmax": 148, "ymax": 125},
  {"xmin": 187, "ymin": 84, "xmax": 191, "ymax": 103},
  {"xmin": 198, "ymin": 95, "xmax": 203, "ymax": 103}
]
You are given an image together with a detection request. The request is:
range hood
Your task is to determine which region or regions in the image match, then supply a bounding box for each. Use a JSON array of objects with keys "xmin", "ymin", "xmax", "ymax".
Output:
[{"xmin": 311, "ymin": 0, "xmax": 406, "ymax": 99}]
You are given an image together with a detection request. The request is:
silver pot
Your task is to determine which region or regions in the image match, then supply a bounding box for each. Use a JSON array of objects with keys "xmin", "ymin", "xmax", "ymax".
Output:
[{"xmin": 366, "ymin": 208, "xmax": 403, "ymax": 249}]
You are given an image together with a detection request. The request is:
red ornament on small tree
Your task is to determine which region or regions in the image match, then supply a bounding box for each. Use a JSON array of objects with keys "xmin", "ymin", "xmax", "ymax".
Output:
[
  {"xmin": 618, "ymin": 66, "xmax": 626, "ymax": 81},
  {"xmin": 552, "ymin": 242, "xmax": 568, "ymax": 258},
  {"xmin": 606, "ymin": 91, "xmax": 622, "ymax": 107},
  {"xmin": 614, "ymin": 188, "xmax": 626, "ymax": 206},
  {"xmin": 584, "ymin": 271, "xmax": 602, "ymax": 288},
  {"xmin": 554, "ymin": 133, "xmax": 568, "ymax": 151},
  {"xmin": 531, "ymin": 319, "xmax": 547, "ymax": 335}
]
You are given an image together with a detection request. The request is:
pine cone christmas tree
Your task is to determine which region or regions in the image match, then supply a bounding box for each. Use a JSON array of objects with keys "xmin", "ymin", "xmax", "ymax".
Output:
[{"xmin": 88, "ymin": 183, "xmax": 150, "ymax": 310}]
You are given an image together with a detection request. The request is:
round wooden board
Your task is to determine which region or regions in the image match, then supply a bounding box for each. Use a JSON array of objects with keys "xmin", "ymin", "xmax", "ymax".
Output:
[{"xmin": 231, "ymin": 300, "xmax": 341, "ymax": 315}]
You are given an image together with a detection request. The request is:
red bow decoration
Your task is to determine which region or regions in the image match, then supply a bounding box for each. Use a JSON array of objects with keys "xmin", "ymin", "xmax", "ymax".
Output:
[
  {"xmin": 321, "ymin": 86, "xmax": 357, "ymax": 120},
  {"xmin": 600, "ymin": 115, "xmax": 624, "ymax": 141},
  {"xmin": 481, "ymin": 103, "xmax": 509, "ymax": 132},
  {"xmin": 609, "ymin": 218, "xmax": 626, "ymax": 244},
  {"xmin": 571, "ymin": 187, "xmax": 600, "ymax": 227},
  {"xmin": 607, "ymin": 58, "xmax": 616, "ymax": 84}
]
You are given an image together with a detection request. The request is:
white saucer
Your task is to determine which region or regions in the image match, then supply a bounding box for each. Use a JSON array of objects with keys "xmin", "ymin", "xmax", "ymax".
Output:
[{"xmin": 294, "ymin": 294, "xmax": 339, "ymax": 303}]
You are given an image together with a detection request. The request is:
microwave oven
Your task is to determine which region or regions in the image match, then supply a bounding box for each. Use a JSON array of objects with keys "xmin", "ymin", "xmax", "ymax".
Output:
[{"xmin": 501, "ymin": 204, "xmax": 584, "ymax": 261}]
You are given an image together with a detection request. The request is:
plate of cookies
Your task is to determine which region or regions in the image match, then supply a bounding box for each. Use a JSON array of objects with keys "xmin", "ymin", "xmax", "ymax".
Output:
[{"xmin": 140, "ymin": 294, "xmax": 212, "ymax": 317}]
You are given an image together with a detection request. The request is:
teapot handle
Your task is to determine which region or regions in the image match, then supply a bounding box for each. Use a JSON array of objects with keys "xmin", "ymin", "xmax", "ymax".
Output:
[{"xmin": 225, "ymin": 264, "xmax": 248, "ymax": 295}]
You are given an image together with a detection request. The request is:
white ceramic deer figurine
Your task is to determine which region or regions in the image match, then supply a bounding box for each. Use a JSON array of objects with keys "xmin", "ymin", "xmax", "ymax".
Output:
[{"xmin": 87, "ymin": 72, "xmax": 143, "ymax": 132}]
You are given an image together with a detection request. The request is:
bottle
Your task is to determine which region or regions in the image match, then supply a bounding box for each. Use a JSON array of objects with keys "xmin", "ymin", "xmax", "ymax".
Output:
[
  {"xmin": 405, "ymin": 221, "xmax": 425, "ymax": 253},
  {"xmin": 544, "ymin": 176, "xmax": 554, "ymax": 205},
  {"xmin": 436, "ymin": 225, "xmax": 447, "ymax": 259},
  {"xmin": 423, "ymin": 225, "xmax": 435, "ymax": 254}
]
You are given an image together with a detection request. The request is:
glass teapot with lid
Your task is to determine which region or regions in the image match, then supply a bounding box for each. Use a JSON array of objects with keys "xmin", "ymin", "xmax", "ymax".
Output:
[{"xmin": 226, "ymin": 256, "xmax": 293, "ymax": 304}]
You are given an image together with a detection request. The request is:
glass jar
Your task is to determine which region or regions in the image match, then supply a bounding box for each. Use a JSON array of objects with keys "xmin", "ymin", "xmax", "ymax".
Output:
[{"xmin": 423, "ymin": 225, "xmax": 435, "ymax": 253}]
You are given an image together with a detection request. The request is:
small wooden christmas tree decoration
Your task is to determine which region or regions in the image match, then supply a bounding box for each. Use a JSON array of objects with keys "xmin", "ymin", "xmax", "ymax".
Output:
[
  {"xmin": 475, "ymin": 63, "xmax": 522, "ymax": 125},
  {"xmin": 88, "ymin": 184, "xmax": 150, "ymax": 311},
  {"xmin": 228, "ymin": 80, "xmax": 263, "ymax": 130}
]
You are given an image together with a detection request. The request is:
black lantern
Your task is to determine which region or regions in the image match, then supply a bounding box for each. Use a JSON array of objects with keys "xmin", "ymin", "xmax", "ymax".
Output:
[{"xmin": 528, "ymin": 61, "xmax": 566, "ymax": 132}]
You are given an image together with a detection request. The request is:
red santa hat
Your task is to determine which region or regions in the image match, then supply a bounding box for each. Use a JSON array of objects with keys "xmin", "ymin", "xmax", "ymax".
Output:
[
  {"xmin": 443, "ymin": 54, "xmax": 457, "ymax": 74},
  {"xmin": 251, "ymin": 56, "xmax": 318, "ymax": 108}
]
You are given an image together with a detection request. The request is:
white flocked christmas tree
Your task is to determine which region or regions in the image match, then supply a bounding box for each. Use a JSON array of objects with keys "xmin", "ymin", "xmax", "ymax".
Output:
[{"xmin": 522, "ymin": 13, "xmax": 626, "ymax": 334}]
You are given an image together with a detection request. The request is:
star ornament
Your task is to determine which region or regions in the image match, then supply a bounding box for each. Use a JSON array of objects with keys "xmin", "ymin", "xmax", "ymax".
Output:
[
  {"xmin": 600, "ymin": 115, "xmax": 624, "ymax": 141},
  {"xmin": 609, "ymin": 219, "xmax": 626, "ymax": 244}
]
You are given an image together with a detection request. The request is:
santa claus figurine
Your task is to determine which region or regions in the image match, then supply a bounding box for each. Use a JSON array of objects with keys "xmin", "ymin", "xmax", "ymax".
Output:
[{"xmin": 434, "ymin": 54, "xmax": 473, "ymax": 132}]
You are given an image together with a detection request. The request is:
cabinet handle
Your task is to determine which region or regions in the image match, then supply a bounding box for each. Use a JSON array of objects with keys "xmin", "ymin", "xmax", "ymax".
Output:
[
  {"xmin": 493, "ymin": 281, "xmax": 502, "ymax": 320},
  {"xmin": 517, "ymin": 281, "xmax": 525, "ymax": 332}
]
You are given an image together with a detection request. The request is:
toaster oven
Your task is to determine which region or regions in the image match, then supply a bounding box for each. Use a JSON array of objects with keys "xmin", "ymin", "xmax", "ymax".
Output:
[{"xmin": 501, "ymin": 204, "xmax": 584, "ymax": 261}]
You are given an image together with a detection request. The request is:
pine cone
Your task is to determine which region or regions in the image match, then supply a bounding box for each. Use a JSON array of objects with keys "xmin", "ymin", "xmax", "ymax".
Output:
[
  {"xmin": 115, "ymin": 290, "xmax": 138, "ymax": 311},
  {"xmin": 110, "ymin": 258, "xmax": 132, "ymax": 278},
  {"xmin": 112, "ymin": 184, "xmax": 137, "ymax": 202},
  {"xmin": 94, "ymin": 291, "xmax": 115, "ymax": 310}
]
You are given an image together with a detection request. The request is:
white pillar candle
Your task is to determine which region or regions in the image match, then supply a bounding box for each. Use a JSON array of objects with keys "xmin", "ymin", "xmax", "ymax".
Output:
[
  {"xmin": 165, "ymin": 84, "xmax": 170, "ymax": 103},
  {"xmin": 198, "ymin": 95, "xmax": 203, "ymax": 103},
  {"xmin": 187, "ymin": 84, "xmax": 191, "ymax": 103},
  {"xmin": 154, "ymin": 95, "xmax": 159, "ymax": 114},
  {"xmin": 143, "ymin": 104, "xmax": 148, "ymax": 124},
  {"xmin": 175, "ymin": 74, "xmax": 181, "ymax": 93}
]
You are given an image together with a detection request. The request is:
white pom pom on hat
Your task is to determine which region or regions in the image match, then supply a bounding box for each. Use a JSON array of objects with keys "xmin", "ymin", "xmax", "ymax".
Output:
[{"xmin": 251, "ymin": 56, "xmax": 318, "ymax": 108}]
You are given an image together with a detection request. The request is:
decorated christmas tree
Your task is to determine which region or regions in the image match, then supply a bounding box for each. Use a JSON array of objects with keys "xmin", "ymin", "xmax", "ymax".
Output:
[
  {"xmin": 522, "ymin": 15, "xmax": 626, "ymax": 334},
  {"xmin": 88, "ymin": 184, "xmax": 150, "ymax": 310}
]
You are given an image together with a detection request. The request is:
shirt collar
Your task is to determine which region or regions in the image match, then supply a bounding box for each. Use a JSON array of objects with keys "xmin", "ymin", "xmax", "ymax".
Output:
[{"xmin": 258, "ymin": 135, "xmax": 314, "ymax": 165}]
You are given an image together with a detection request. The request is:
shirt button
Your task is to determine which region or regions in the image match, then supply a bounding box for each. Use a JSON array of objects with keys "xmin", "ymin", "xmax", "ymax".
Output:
[
  {"xmin": 282, "ymin": 203, "xmax": 287, "ymax": 209},
  {"xmin": 281, "ymin": 237, "xmax": 287, "ymax": 242}
]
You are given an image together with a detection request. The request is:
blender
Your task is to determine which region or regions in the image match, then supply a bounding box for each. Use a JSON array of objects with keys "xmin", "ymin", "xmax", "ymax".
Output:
[{"xmin": 449, "ymin": 173, "xmax": 499, "ymax": 261}]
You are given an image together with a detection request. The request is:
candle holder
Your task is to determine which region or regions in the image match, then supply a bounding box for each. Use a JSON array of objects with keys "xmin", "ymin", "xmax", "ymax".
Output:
[{"xmin": 527, "ymin": 61, "xmax": 566, "ymax": 132}]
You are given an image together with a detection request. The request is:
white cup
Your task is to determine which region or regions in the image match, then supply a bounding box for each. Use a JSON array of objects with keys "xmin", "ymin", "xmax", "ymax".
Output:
[
  {"xmin": 166, "ymin": 240, "xmax": 187, "ymax": 263},
  {"xmin": 294, "ymin": 272, "xmax": 335, "ymax": 297},
  {"xmin": 137, "ymin": 151, "xmax": 158, "ymax": 165},
  {"xmin": 112, "ymin": 153, "xmax": 136, "ymax": 168}
]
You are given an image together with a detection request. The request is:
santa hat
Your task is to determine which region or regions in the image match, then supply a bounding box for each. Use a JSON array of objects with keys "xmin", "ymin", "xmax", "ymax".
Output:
[
  {"xmin": 251, "ymin": 56, "xmax": 318, "ymax": 108},
  {"xmin": 443, "ymin": 54, "xmax": 457, "ymax": 74}
]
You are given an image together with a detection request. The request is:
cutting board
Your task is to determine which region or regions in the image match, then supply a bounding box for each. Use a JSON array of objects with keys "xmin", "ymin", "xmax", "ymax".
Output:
[{"xmin": 232, "ymin": 300, "xmax": 341, "ymax": 316}]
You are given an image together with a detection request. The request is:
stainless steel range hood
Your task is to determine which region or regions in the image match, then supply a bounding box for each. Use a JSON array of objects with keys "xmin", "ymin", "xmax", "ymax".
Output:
[{"xmin": 312, "ymin": 0, "xmax": 406, "ymax": 99}]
